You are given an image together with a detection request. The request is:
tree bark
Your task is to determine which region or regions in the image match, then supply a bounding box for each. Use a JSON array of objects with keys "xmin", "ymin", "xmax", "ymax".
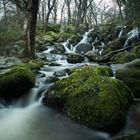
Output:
[{"xmin": 26, "ymin": 0, "xmax": 39, "ymax": 58}]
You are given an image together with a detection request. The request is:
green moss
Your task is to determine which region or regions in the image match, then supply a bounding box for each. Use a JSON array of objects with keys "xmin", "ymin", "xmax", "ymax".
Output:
[
  {"xmin": 115, "ymin": 59, "xmax": 140, "ymax": 98},
  {"xmin": 0, "ymin": 65, "xmax": 35, "ymax": 98},
  {"xmin": 107, "ymin": 39, "xmax": 123, "ymax": 51},
  {"xmin": 45, "ymin": 66, "xmax": 132, "ymax": 132},
  {"xmin": 58, "ymin": 32, "xmax": 73, "ymax": 42},
  {"xmin": 130, "ymin": 45, "xmax": 140, "ymax": 58},
  {"xmin": 69, "ymin": 34, "xmax": 82, "ymax": 45},
  {"xmin": 111, "ymin": 52, "xmax": 136, "ymax": 64},
  {"xmin": 68, "ymin": 65, "xmax": 113, "ymax": 77}
]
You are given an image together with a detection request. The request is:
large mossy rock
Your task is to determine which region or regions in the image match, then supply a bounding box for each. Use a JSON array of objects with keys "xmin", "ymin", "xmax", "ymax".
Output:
[
  {"xmin": 116, "ymin": 59, "xmax": 140, "ymax": 98},
  {"xmin": 43, "ymin": 66, "xmax": 132, "ymax": 133},
  {"xmin": 0, "ymin": 65, "xmax": 35, "ymax": 99}
]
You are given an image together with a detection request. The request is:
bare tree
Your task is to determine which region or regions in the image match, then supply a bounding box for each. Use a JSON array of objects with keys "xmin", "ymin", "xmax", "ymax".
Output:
[{"xmin": 45, "ymin": 0, "xmax": 56, "ymax": 32}]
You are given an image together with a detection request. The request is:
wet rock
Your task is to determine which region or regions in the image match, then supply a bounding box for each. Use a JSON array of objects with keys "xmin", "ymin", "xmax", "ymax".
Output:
[
  {"xmin": 116, "ymin": 59, "xmax": 140, "ymax": 98},
  {"xmin": 75, "ymin": 43, "xmax": 93, "ymax": 54},
  {"xmin": 50, "ymin": 43, "xmax": 65, "ymax": 54},
  {"xmin": 36, "ymin": 72, "xmax": 46, "ymax": 78},
  {"xmin": 43, "ymin": 66, "xmax": 132, "ymax": 133},
  {"xmin": 54, "ymin": 70, "xmax": 67, "ymax": 77},
  {"xmin": 0, "ymin": 65, "xmax": 35, "ymax": 99},
  {"xmin": 85, "ymin": 51, "xmax": 103, "ymax": 62},
  {"xmin": 45, "ymin": 76, "xmax": 59, "ymax": 83},
  {"xmin": 48, "ymin": 62, "xmax": 62, "ymax": 66},
  {"xmin": 66, "ymin": 53, "xmax": 85, "ymax": 63}
]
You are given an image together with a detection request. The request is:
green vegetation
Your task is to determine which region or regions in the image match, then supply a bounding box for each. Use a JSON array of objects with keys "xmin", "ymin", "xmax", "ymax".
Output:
[
  {"xmin": 0, "ymin": 65, "xmax": 35, "ymax": 99},
  {"xmin": 45, "ymin": 66, "xmax": 133, "ymax": 132}
]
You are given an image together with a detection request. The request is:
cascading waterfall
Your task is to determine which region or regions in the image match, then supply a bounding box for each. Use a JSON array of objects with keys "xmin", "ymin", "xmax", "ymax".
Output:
[{"xmin": 124, "ymin": 27, "xmax": 140, "ymax": 48}]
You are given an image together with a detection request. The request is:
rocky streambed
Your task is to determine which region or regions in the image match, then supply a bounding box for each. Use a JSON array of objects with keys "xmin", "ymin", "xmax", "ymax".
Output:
[{"xmin": 0, "ymin": 26, "xmax": 140, "ymax": 140}]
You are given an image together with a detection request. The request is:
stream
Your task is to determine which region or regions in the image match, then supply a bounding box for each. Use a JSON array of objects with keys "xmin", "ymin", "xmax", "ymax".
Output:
[{"xmin": 0, "ymin": 28, "xmax": 139, "ymax": 140}]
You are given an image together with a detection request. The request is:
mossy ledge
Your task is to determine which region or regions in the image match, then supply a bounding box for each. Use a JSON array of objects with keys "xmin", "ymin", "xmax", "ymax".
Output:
[
  {"xmin": 43, "ymin": 66, "xmax": 133, "ymax": 133},
  {"xmin": 0, "ymin": 65, "xmax": 35, "ymax": 99}
]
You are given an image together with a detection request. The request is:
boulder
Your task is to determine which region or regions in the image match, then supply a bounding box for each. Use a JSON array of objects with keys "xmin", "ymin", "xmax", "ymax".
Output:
[
  {"xmin": 50, "ymin": 43, "xmax": 65, "ymax": 54},
  {"xmin": 85, "ymin": 51, "xmax": 103, "ymax": 62},
  {"xmin": 0, "ymin": 65, "xmax": 35, "ymax": 99},
  {"xmin": 43, "ymin": 66, "xmax": 132, "ymax": 133},
  {"xmin": 115, "ymin": 59, "xmax": 140, "ymax": 98},
  {"xmin": 66, "ymin": 53, "xmax": 85, "ymax": 63},
  {"xmin": 75, "ymin": 43, "xmax": 93, "ymax": 54}
]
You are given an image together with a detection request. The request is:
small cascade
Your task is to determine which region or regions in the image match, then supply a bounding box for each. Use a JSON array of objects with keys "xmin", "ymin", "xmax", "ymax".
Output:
[
  {"xmin": 76, "ymin": 28, "xmax": 94, "ymax": 45},
  {"xmin": 62, "ymin": 40, "xmax": 74, "ymax": 53},
  {"xmin": 124, "ymin": 27, "xmax": 140, "ymax": 47},
  {"xmin": 118, "ymin": 29, "xmax": 124, "ymax": 38}
]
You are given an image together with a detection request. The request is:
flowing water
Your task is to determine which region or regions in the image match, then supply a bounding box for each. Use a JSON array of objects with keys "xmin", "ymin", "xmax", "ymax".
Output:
[
  {"xmin": 0, "ymin": 28, "xmax": 140, "ymax": 140},
  {"xmin": 0, "ymin": 53, "xmax": 109, "ymax": 140}
]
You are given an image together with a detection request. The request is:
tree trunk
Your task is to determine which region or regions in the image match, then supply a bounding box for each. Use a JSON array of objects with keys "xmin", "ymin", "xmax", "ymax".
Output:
[{"xmin": 26, "ymin": 0, "xmax": 39, "ymax": 58}]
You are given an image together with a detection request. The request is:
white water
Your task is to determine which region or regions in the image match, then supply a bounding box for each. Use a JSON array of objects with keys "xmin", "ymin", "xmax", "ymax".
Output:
[
  {"xmin": 62, "ymin": 40, "xmax": 74, "ymax": 53},
  {"xmin": 118, "ymin": 29, "xmax": 124, "ymax": 38},
  {"xmin": 124, "ymin": 27, "xmax": 140, "ymax": 47},
  {"xmin": 0, "ymin": 46, "xmax": 109, "ymax": 140}
]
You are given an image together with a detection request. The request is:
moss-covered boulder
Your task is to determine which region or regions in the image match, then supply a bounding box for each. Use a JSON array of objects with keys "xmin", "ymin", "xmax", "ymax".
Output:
[
  {"xmin": 0, "ymin": 65, "xmax": 35, "ymax": 99},
  {"xmin": 43, "ymin": 66, "xmax": 132, "ymax": 133},
  {"xmin": 116, "ymin": 59, "xmax": 140, "ymax": 98}
]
